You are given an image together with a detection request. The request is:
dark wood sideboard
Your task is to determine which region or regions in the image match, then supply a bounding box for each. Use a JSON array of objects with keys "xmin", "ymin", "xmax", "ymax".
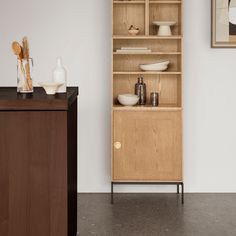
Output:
[{"xmin": 0, "ymin": 87, "xmax": 78, "ymax": 236}]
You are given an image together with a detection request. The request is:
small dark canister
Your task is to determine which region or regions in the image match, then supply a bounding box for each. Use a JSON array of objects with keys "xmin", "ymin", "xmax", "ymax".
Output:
[{"xmin": 150, "ymin": 92, "xmax": 159, "ymax": 106}]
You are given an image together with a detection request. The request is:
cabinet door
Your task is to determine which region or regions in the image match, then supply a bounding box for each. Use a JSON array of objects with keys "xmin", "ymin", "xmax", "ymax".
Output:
[
  {"xmin": 113, "ymin": 111, "xmax": 182, "ymax": 181},
  {"xmin": 0, "ymin": 111, "xmax": 67, "ymax": 236}
]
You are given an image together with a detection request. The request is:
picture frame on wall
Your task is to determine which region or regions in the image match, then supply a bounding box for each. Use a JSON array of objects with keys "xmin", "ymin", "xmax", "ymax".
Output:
[{"xmin": 212, "ymin": 0, "xmax": 236, "ymax": 47}]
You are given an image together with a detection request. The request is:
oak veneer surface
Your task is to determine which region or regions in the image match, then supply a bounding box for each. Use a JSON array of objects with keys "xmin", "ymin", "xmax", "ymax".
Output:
[
  {"xmin": 0, "ymin": 87, "xmax": 78, "ymax": 236},
  {"xmin": 113, "ymin": 111, "xmax": 182, "ymax": 181},
  {"xmin": 112, "ymin": 0, "xmax": 183, "ymax": 184}
]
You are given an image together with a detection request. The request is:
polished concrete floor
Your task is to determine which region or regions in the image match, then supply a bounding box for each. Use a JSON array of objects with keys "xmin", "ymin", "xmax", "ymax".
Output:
[{"xmin": 78, "ymin": 193, "xmax": 236, "ymax": 236}]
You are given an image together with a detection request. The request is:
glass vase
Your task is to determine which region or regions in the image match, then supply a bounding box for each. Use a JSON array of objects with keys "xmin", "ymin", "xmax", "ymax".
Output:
[{"xmin": 17, "ymin": 58, "xmax": 33, "ymax": 93}]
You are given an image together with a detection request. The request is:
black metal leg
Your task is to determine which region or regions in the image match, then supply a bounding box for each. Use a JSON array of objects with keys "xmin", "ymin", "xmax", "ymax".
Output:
[
  {"xmin": 110, "ymin": 182, "xmax": 184, "ymax": 204},
  {"xmin": 111, "ymin": 182, "xmax": 114, "ymax": 204}
]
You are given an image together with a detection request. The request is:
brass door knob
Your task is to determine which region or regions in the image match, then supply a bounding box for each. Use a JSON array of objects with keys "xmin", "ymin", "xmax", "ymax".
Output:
[{"xmin": 114, "ymin": 142, "xmax": 121, "ymax": 150}]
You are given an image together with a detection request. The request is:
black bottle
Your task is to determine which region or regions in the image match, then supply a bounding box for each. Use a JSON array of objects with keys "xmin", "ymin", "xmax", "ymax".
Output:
[{"xmin": 135, "ymin": 76, "xmax": 146, "ymax": 105}]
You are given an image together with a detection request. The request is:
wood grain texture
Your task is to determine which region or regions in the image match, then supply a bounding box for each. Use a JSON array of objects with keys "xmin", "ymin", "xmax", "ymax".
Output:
[
  {"xmin": 113, "ymin": 111, "xmax": 182, "ymax": 181},
  {"xmin": 112, "ymin": 1, "xmax": 183, "ymax": 183},
  {"xmin": 0, "ymin": 93, "xmax": 78, "ymax": 236},
  {"xmin": 114, "ymin": 38, "xmax": 180, "ymax": 52},
  {"xmin": 0, "ymin": 111, "xmax": 67, "ymax": 236},
  {"xmin": 113, "ymin": 54, "xmax": 180, "ymax": 72},
  {"xmin": 149, "ymin": 3, "xmax": 181, "ymax": 35},
  {"xmin": 67, "ymin": 99, "xmax": 78, "ymax": 236},
  {"xmin": 113, "ymin": 3, "xmax": 145, "ymax": 35},
  {"xmin": 113, "ymin": 74, "xmax": 180, "ymax": 105}
]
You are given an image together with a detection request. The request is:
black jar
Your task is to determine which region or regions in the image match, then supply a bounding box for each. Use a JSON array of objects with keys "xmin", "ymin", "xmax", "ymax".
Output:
[{"xmin": 135, "ymin": 76, "xmax": 146, "ymax": 105}]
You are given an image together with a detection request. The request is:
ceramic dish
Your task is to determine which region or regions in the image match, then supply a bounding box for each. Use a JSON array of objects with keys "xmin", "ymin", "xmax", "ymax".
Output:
[
  {"xmin": 128, "ymin": 25, "xmax": 140, "ymax": 35},
  {"xmin": 118, "ymin": 94, "xmax": 139, "ymax": 106},
  {"xmin": 139, "ymin": 60, "xmax": 170, "ymax": 71},
  {"xmin": 152, "ymin": 21, "xmax": 176, "ymax": 36},
  {"xmin": 128, "ymin": 29, "xmax": 139, "ymax": 35},
  {"xmin": 153, "ymin": 21, "xmax": 176, "ymax": 26},
  {"xmin": 38, "ymin": 82, "xmax": 63, "ymax": 95}
]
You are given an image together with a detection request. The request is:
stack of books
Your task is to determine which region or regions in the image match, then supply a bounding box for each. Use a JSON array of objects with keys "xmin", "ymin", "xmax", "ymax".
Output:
[{"xmin": 116, "ymin": 47, "xmax": 152, "ymax": 53}]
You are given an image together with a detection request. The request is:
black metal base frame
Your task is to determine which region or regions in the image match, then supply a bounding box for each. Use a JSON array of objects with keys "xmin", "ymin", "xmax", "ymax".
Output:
[{"xmin": 111, "ymin": 182, "xmax": 184, "ymax": 204}]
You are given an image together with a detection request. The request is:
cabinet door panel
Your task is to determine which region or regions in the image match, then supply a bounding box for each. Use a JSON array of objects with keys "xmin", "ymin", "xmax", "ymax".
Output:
[
  {"xmin": 0, "ymin": 111, "xmax": 67, "ymax": 236},
  {"xmin": 113, "ymin": 111, "xmax": 182, "ymax": 181}
]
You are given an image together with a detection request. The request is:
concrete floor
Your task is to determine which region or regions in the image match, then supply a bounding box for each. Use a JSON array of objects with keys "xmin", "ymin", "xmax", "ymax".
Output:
[{"xmin": 78, "ymin": 193, "xmax": 236, "ymax": 236}]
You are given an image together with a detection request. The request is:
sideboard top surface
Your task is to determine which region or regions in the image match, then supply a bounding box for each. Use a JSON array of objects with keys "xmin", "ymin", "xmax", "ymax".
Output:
[{"xmin": 0, "ymin": 87, "xmax": 78, "ymax": 111}]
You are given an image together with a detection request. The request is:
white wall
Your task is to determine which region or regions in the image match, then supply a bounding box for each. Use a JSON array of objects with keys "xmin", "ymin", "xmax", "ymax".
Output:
[{"xmin": 1, "ymin": 0, "xmax": 236, "ymax": 193}]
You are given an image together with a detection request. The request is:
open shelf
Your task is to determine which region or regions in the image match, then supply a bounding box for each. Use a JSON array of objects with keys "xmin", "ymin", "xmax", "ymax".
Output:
[
  {"xmin": 113, "ymin": 0, "xmax": 181, "ymax": 4},
  {"xmin": 149, "ymin": 3, "xmax": 182, "ymax": 36},
  {"xmin": 112, "ymin": 0, "xmax": 183, "ymax": 107},
  {"xmin": 113, "ymin": 1, "xmax": 145, "ymax": 4},
  {"xmin": 113, "ymin": 35, "xmax": 182, "ymax": 39},
  {"xmin": 113, "ymin": 54, "xmax": 181, "ymax": 72},
  {"xmin": 113, "ymin": 52, "xmax": 181, "ymax": 55},
  {"xmin": 113, "ymin": 105, "xmax": 182, "ymax": 111},
  {"xmin": 113, "ymin": 3, "xmax": 145, "ymax": 35},
  {"xmin": 149, "ymin": 1, "xmax": 182, "ymax": 4},
  {"xmin": 113, "ymin": 74, "xmax": 182, "ymax": 106},
  {"xmin": 113, "ymin": 71, "xmax": 181, "ymax": 75},
  {"xmin": 114, "ymin": 38, "xmax": 182, "ymax": 53}
]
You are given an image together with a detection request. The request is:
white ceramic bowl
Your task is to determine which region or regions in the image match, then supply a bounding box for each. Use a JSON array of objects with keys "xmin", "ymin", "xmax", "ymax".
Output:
[
  {"xmin": 118, "ymin": 94, "xmax": 139, "ymax": 106},
  {"xmin": 140, "ymin": 60, "xmax": 170, "ymax": 71},
  {"xmin": 153, "ymin": 21, "xmax": 176, "ymax": 26},
  {"xmin": 38, "ymin": 82, "xmax": 64, "ymax": 95}
]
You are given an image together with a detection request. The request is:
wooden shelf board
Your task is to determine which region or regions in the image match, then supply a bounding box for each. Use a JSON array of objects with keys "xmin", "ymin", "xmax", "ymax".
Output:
[
  {"xmin": 149, "ymin": 1, "xmax": 182, "ymax": 4},
  {"xmin": 113, "ymin": 1, "xmax": 145, "ymax": 4},
  {"xmin": 113, "ymin": 105, "xmax": 182, "ymax": 111},
  {"xmin": 113, "ymin": 71, "xmax": 182, "ymax": 75},
  {"xmin": 112, "ymin": 180, "xmax": 183, "ymax": 183},
  {"xmin": 113, "ymin": 52, "xmax": 181, "ymax": 55},
  {"xmin": 113, "ymin": 35, "xmax": 182, "ymax": 39},
  {"xmin": 113, "ymin": 0, "xmax": 181, "ymax": 4}
]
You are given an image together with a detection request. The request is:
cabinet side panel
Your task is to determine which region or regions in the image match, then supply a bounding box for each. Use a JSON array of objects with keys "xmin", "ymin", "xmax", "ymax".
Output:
[
  {"xmin": 0, "ymin": 113, "xmax": 9, "ymax": 236},
  {"xmin": 67, "ymin": 99, "xmax": 78, "ymax": 236}
]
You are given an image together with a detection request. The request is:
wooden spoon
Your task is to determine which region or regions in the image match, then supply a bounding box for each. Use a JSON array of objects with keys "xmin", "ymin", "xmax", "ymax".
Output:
[
  {"xmin": 12, "ymin": 41, "xmax": 29, "ymax": 90},
  {"xmin": 12, "ymin": 41, "xmax": 23, "ymax": 59}
]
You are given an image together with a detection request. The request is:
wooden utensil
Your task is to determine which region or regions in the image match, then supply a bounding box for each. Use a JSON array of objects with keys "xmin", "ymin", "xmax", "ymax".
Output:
[
  {"xmin": 22, "ymin": 37, "xmax": 32, "ymax": 90},
  {"xmin": 158, "ymin": 77, "xmax": 162, "ymax": 93},
  {"xmin": 22, "ymin": 37, "xmax": 29, "ymax": 59},
  {"xmin": 12, "ymin": 41, "xmax": 23, "ymax": 59},
  {"xmin": 12, "ymin": 41, "xmax": 27, "ymax": 89}
]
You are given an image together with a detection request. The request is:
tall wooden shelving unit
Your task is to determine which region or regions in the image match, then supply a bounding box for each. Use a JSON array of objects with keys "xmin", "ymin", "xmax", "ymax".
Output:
[{"xmin": 111, "ymin": 0, "xmax": 184, "ymax": 203}]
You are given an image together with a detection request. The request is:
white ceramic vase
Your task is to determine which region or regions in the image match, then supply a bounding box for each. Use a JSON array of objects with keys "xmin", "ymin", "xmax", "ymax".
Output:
[{"xmin": 53, "ymin": 57, "xmax": 67, "ymax": 93}]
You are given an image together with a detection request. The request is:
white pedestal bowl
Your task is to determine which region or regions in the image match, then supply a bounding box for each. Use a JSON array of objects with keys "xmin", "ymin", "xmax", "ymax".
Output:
[{"xmin": 152, "ymin": 21, "xmax": 176, "ymax": 36}]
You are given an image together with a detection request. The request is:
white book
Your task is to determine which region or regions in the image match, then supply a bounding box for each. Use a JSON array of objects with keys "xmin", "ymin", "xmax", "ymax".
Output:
[
  {"xmin": 116, "ymin": 49, "xmax": 152, "ymax": 53},
  {"xmin": 121, "ymin": 47, "xmax": 148, "ymax": 50}
]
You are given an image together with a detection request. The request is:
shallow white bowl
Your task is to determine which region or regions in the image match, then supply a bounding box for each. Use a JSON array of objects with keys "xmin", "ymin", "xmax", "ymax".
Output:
[
  {"xmin": 140, "ymin": 60, "xmax": 169, "ymax": 71},
  {"xmin": 38, "ymin": 82, "xmax": 63, "ymax": 95},
  {"xmin": 152, "ymin": 21, "xmax": 176, "ymax": 26},
  {"xmin": 118, "ymin": 94, "xmax": 139, "ymax": 106}
]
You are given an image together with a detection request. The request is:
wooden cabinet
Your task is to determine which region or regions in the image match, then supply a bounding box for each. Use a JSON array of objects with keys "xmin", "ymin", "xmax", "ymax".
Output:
[
  {"xmin": 0, "ymin": 87, "xmax": 78, "ymax": 236},
  {"xmin": 113, "ymin": 111, "xmax": 182, "ymax": 181},
  {"xmin": 111, "ymin": 0, "xmax": 184, "ymax": 198}
]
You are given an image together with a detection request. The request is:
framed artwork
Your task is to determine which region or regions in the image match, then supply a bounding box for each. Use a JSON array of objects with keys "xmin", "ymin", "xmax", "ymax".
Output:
[{"xmin": 212, "ymin": 0, "xmax": 236, "ymax": 47}]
